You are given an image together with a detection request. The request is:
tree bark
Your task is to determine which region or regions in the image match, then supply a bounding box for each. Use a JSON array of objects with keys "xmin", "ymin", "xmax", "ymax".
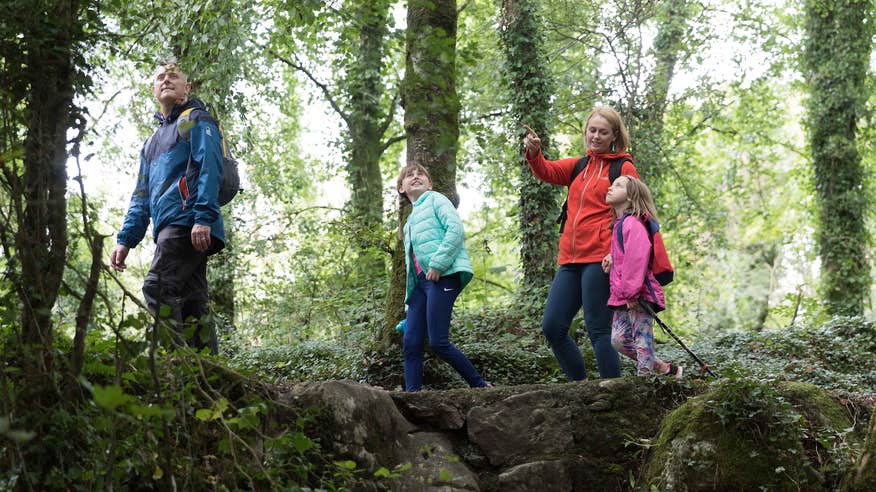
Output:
[
  {"xmin": 383, "ymin": 0, "xmax": 461, "ymax": 345},
  {"xmin": 16, "ymin": 0, "xmax": 78, "ymax": 372},
  {"xmin": 500, "ymin": 0, "xmax": 560, "ymax": 302},
  {"xmin": 803, "ymin": 0, "xmax": 872, "ymax": 316}
]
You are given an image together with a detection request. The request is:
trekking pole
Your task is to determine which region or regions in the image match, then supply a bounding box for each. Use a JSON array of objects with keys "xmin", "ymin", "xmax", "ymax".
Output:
[{"xmin": 642, "ymin": 303, "xmax": 718, "ymax": 378}]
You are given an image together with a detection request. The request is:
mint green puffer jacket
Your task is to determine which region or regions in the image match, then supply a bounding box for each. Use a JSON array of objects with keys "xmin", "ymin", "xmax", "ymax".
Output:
[{"xmin": 403, "ymin": 191, "xmax": 474, "ymax": 304}]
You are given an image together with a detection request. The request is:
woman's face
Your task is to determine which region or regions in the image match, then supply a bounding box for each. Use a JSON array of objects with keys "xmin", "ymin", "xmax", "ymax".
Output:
[{"xmin": 585, "ymin": 115, "xmax": 616, "ymax": 154}]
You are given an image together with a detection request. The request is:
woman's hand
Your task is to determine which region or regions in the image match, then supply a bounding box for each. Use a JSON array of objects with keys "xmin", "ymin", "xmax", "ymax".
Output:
[
  {"xmin": 601, "ymin": 253, "xmax": 612, "ymax": 273},
  {"xmin": 425, "ymin": 268, "xmax": 441, "ymax": 282},
  {"xmin": 522, "ymin": 125, "xmax": 541, "ymax": 156}
]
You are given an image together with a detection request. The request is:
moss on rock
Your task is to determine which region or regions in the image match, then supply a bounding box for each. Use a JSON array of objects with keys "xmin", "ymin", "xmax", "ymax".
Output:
[{"xmin": 642, "ymin": 379, "xmax": 861, "ymax": 491}]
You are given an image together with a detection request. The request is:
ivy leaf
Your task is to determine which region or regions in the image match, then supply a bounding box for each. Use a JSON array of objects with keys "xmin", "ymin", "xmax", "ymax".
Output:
[{"xmin": 293, "ymin": 432, "xmax": 315, "ymax": 453}]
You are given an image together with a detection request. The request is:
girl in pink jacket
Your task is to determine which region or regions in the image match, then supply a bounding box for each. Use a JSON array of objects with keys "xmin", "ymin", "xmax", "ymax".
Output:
[{"xmin": 604, "ymin": 175, "xmax": 683, "ymax": 378}]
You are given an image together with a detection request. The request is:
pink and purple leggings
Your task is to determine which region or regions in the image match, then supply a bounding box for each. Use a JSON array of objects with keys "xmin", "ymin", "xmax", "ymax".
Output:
[{"xmin": 611, "ymin": 308, "xmax": 666, "ymax": 376}]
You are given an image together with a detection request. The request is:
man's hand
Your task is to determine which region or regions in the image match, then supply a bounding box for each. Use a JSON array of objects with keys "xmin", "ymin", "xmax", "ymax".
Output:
[
  {"xmin": 601, "ymin": 254, "xmax": 612, "ymax": 273},
  {"xmin": 522, "ymin": 124, "xmax": 542, "ymax": 156},
  {"xmin": 110, "ymin": 245, "xmax": 130, "ymax": 272},
  {"xmin": 425, "ymin": 268, "xmax": 441, "ymax": 282},
  {"xmin": 192, "ymin": 224, "xmax": 212, "ymax": 252}
]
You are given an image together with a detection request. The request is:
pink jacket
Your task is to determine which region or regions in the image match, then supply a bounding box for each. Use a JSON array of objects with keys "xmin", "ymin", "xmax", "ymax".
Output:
[{"xmin": 608, "ymin": 215, "xmax": 665, "ymax": 311}]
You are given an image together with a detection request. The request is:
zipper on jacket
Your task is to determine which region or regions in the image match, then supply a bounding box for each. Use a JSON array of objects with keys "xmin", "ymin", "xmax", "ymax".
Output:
[{"xmin": 570, "ymin": 160, "xmax": 603, "ymax": 255}]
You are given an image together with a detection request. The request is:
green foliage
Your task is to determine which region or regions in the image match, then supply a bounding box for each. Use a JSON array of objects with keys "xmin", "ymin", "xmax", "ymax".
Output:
[
  {"xmin": 658, "ymin": 316, "xmax": 876, "ymax": 393},
  {"xmin": 1, "ymin": 330, "xmax": 385, "ymax": 490}
]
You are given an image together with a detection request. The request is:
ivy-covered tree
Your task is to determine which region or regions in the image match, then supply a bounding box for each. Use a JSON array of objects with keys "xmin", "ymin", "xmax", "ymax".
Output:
[
  {"xmin": 0, "ymin": 0, "xmax": 96, "ymax": 374},
  {"xmin": 628, "ymin": 0, "xmax": 696, "ymax": 181},
  {"xmin": 802, "ymin": 0, "xmax": 872, "ymax": 316},
  {"xmin": 499, "ymin": 0, "xmax": 560, "ymax": 303},
  {"xmin": 384, "ymin": 0, "xmax": 461, "ymax": 343}
]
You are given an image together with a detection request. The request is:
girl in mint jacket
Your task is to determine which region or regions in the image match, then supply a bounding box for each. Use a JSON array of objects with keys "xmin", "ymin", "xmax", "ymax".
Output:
[{"xmin": 397, "ymin": 163, "xmax": 490, "ymax": 392}]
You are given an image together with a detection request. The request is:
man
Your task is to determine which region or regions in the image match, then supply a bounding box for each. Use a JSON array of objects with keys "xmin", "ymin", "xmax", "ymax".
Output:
[{"xmin": 110, "ymin": 61, "xmax": 225, "ymax": 354}]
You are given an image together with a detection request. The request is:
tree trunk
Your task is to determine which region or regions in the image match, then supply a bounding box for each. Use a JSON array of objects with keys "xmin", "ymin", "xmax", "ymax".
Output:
[
  {"xmin": 383, "ymin": 0, "xmax": 460, "ymax": 344},
  {"xmin": 802, "ymin": 0, "xmax": 872, "ymax": 316},
  {"xmin": 17, "ymin": 0, "xmax": 78, "ymax": 372},
  {"xmin": 628, "ymin": 0, "xmax": 693, "ymax": 181},
  {"xmin": 499, "ymin": 0, "xmax": 560, "ymax": 304},
  {"xmin": 347, "ymin": 0, "xmax": 392, "ymax": 277}
]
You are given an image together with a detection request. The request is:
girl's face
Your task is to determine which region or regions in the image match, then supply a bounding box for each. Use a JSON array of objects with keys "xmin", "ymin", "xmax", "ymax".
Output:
[
  {"xmin": 605, "ymin": 176, "xmax": 630, "ymax": 205},
  {"xmin": 585, "ymin": 115, "xmax": 616, "ymax": 154},
  {"xmin": 399, "ymin": 167, "xmax": 433, "ymax": 199}
]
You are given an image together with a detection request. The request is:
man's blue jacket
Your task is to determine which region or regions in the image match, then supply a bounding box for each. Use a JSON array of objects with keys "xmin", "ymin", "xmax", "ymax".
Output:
[{"xmin": 117, "ymin": 98, "xmax": 225, "ymax": 253}]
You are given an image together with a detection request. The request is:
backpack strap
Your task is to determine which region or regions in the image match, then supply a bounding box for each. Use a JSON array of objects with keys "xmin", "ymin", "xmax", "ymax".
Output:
[
  {"xmin": 570, "ymin": 156, "xmax": 590, "ymax": 182},
  {"xmin": 556, "ymin": 156, "xmax": 590, "ymax": 233},
  {"xmin": 616, "ymin": 214, "xmax": 628, "ymax": 252},
  {"xmin": 608, "ymin": 157, "xmax": 630, "ymax": 185}
]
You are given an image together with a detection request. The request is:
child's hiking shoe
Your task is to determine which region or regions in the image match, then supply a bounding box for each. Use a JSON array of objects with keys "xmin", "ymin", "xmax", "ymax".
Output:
[
  {"xmin": 482, "ymin": 382, "xmax": 494, "ymax": 389},
  {"xmin": 665, "ymin": 363, "xmax": 684, "ymax": 380}
]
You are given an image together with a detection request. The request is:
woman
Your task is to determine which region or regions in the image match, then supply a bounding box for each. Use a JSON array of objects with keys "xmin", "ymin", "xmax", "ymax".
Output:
[{"xmin": 523, "ymin": 107, "xmax": 639, "ymax": 380}]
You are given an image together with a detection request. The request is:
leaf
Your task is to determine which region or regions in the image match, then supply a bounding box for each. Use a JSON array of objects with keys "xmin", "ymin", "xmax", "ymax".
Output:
[
  {"xmin": 195, "ymin": 408, "xmax": 216, "ymax": 421},
  {"xmin": 333, "ymin": 460, "xmax": 357, "ymax": 470},
  {"xmin": 291, "ymin": 431, "xmax": 315, "ymax": 454},
  {"xmin": 158, "ymin": 304, "xmax": 172, "ymax": 317},
  {"xmin": 93, "ymin": 384, "xmax": 131, "ymax": 411},
  {"xmin": 374, "ymin": 467, "xmax": 391, "ymax": 478},
  {"xmin": 128, "ymin": 404, "xmax": 172, "ymax": 419},
  {"xmin": 152, "ymin": 466, "xmax": 164, "ymax": 480},
  {"xmin": 438, "ymin": 469, "xmax": 452, "ymax": 482}
]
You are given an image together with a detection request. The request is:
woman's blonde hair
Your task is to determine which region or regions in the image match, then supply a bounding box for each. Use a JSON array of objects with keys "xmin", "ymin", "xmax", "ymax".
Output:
[
  {"xmin": 615, "ymin": 175, "xmax": 658, "ymax": 221},
  {"xmin": 586, "ymin": 106, "xmax": 630, "ymax": 153},
  {"xmin": 396, "ymin": 163, "xmax": 432, "ymax": 203}
]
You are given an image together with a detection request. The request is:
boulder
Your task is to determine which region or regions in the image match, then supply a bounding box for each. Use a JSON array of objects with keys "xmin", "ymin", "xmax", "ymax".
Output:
[
  {"xmin": 498, "ymin": 460, "xmax": 572, "ymax": 492},
  {"xmin": 282, "ymin": 380, "xmax": 479, "ymax": 491},
  {"xmin": 467, "ymin": 390, "xmax": 573, "ymax": 466},
  {"xmin": 642, "ymin": 380, "xmax": 861, "ymax": 491}
]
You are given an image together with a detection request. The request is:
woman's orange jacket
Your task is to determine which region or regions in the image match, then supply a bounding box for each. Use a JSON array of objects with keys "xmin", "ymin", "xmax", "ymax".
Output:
[{"xmin": 526, "ymin": 149, "xmax": 639, "ymax": 265}]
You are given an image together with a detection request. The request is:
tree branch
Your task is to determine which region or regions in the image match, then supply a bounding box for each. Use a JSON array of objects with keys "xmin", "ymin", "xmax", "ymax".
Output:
[
  {"xmin": 269, "ymin": 49, "xmax": 351, "ymax": 126},
  {"xmin": 379, "ymin": 134, "xmax": 406, "ymax": 155}
]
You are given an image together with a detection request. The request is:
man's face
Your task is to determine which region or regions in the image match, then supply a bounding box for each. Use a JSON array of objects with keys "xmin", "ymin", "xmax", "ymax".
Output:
[{"xmin": 152, "ymin": 64, "xmax": 191, "ymax": 106}]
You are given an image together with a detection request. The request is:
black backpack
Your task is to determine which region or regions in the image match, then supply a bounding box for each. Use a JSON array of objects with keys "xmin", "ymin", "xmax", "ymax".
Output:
[
  {"xmin": 557, "ymin": 155, "xmax": 630, "ymax": 233},
  {"xmin": 178, "ymin": 108, "xmax": 241, "ymax": 206}
]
